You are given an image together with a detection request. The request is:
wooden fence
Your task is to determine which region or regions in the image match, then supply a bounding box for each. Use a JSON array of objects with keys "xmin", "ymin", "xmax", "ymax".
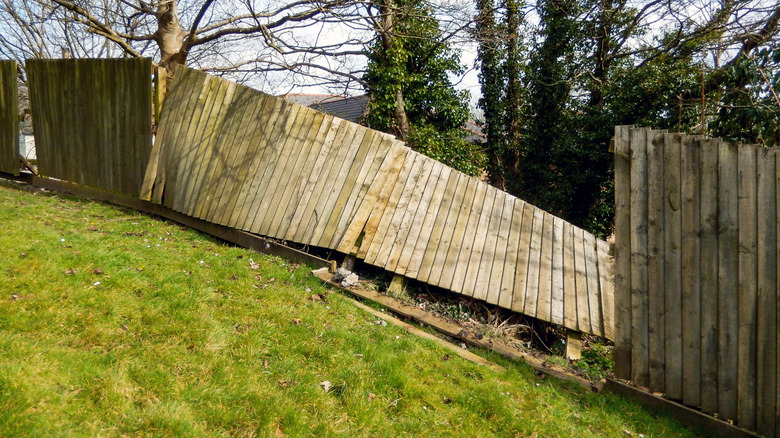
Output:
[
  {"xmin": 27, "ymin": 58, "xmax": 152, "ymax": 195},
  {"xmin": 142, "ymin": 66, "xmax": 615, "ymax": 340},
  {"xmin": 614, "ymin": 126, "xmax": 778, "ymax": 436},
  {"xmin": 0, "ymin": 60, "xmax": 18, "ymax": 176}
]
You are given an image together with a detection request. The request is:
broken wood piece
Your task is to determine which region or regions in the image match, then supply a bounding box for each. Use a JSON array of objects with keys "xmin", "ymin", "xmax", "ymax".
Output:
[
  {"xmin": 17, "ymin": 154, "xmax": 37, "ymax": 175},
  {"xmin": 388, "ymin": 274, "xmax": 406, "ymax": 295},
  {"xmin": 566, "ymin": 329, "xmax": 582, "ymax": 360}
]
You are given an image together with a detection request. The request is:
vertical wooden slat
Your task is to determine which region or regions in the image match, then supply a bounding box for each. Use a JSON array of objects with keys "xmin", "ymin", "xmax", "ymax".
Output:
[
  {"xmin": 416, "ymin": 169, "xmax": 461, "ymax": 283},
  {"xmin": 511, "ymin": 202, "xmax": 534, "ymax": 314},
  {"xmin": 499, "ymin": 199, "xmax": 525, "ymax": 310},
  {"xmin": 436, "ymin": 176, "xmax": 479, "ymax": 290},
  {"xmin": 393, "ymin": 161, "xmax": 445, "ymax": 274},
  {"xmin": 755, "ymin": 147, "xmax": 777, "ymax": 436},
  {"xmin": 472, "ymin": 189, "xmax": 506, "ymax": 303},
  {"xmin": 645, "ymin": 129, "xmax": 666, "ymax": 392},
  {"xmin": 484, "ymin": 193, "xmax": 513, "ymax": 305},
  {"xmin": 535, "ymin": 212, "xmax": 554, "ymax": 322},
  {"xmin": 717, "ymin": 140, "xmax": 739, "ymax": 421},
  {"xmin": 613, "ymin": 125, "xmax": 632, "ymax": 380},
  {"xmin": 736, "ymin": 145, "xmax": 757, "ymax": 429},
  {"xmin": 596, "ymin": 239, "xmax": 614, "ymax": 340},
  {"xmin": 461, "ymin": 187, "xmax": 497, "ymax": 297},
  {"xmin": 430, "ymin": 173, "xmax": 472, "ymax": 287},
  {"xmin": 524, "ymin": 207, "xmax": 545, "ymax": 318},
  {"xmin": 400, "ymin": 165, "xmax": 453, "ymax": 278},
  {"xmin": 0, "ymin": 60, "xmax": 19, "ymax": 176},
  {"xmin": 562, "ymin": 222, "xmax": 578, "ymax": 332},
  {"xmin": 450, "ymin": 180, "xmax": 487, "ymax": 294},
  {"xmin": 681, "ymin": 135, "xmax": 701, "ymax": 408},
  {"xmin": 583, "ymin": 231, "xmax": 603, "ymax": 338},
  {"xmin": 663, "ymin": 132, "xmax": 682, "ymax": 400},
  {"xmin": 629, "ymin": 127, "xmax": 649, "ymax": 387},
  {"xmin": 573, "ymin": 226, "xmax": 591, "ymax": 334},
  {"xmin": 549, "ymin": 217, "xmax": 565, "ymax": 327},
  {"xmin": 698, "ymin": 138, "xmax": 719, "ymax": 415}
]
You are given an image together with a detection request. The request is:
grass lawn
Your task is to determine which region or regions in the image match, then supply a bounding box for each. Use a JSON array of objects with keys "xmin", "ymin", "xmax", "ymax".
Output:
[{"xmin": 0, "ymin": 180, "xmax": 697, "ymax": 437}]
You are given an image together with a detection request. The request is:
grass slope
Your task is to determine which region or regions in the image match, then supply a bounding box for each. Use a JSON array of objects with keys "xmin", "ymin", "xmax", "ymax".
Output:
[{"xmin": 0, "ymin": 181, "xmax": 696, "ymax": 437}]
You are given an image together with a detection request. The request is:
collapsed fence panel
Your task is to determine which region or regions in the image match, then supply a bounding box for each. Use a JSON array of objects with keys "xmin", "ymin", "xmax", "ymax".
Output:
[
  {"xmin": 613, "ymin": 126, "xmax": 779, "ymax": 437},
  {"xmin": 141, "ymin": 66, "xmax": 615, "ymax": 340},
  {"xmin": 0, "ymin": 60, "xmax": 18, "ymax": 176},
  {"xmin": 26, "ymin": 58, "xmax": 152, "ymax": 196}
]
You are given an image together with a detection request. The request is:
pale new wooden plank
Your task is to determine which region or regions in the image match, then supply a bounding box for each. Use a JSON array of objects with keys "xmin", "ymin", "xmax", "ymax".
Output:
[
  {"xmin": 437, "ymin": 177, "xmax": 480, "ymax": 291},
  {"xmin": 429, "ymin": 172, "xmax": 471, "ymax": 287},
  {"xmin": 284, "ymin": 115, "xmax": 341, "ymax": 241},
  {"xmin": 755, "ymin": 147, "xmax": 777, "ymax": 436},
  {"xmin": 583, "ymin": 231, "xmax": 603, "ymax": 338},
  {"xmin": 629, "ymin": 127, "xmax": 649, "ymax": 387},
  {"xmin": 698, "ymin": 138, "xmax": 719, "ymax": 415},
  {"xmin": 459, "ymin": 183, "xmax": 496, "ymax": 297},
  {"xmin": 188, "ymin": 81, "xmax": 239, "ymax": 218},
  {"xmin": 562, "ymin": 221, "xmax": 578, "ymax": 331},
  {"xmin": 646, "ymin": 129, "xmax": 666, "ymax": 393},
  {"xmin": 204, "ymin": 89, "xmax": 270, "ymax": 225},
  {"xmin": 268, "ymin": 110, "xmax": 329, "ymax": 239},
  {"xmin": 467, "ymin": 180, "xmax": 505, "ymax": 302},
  {"xmin": 535, "ymin": 211, "xmax": 554, "ymax": 322},
  {"xmin": 300, "ymin": 122, "xmax": 365, "ymax": 244},
  {"xmin": 228, "ymin": 97, "xmax": 289, "ymax": 230},
  {"xmin": 438, "ymin": 167, "xmax": 488, "ymax": 293},
  {"xmin": 572, "ymin": 226, "xmax": 592, "ymax": 334},
  {"xmin": 522, "ymin": 207, "xmax": 544, "ymax": 318},
  {"xmin": 736, "ymin": 144, "xmax": 757, "ymax": 429},
  {"xmin": 416, "ymin": 169, "xmax": 462, "ymax": 283},
  {"xmin": 393, "ymin": 161, "xmax": 445, "ymax": 275},
  {"xmin": 327, "ymin": 134, "xmax": 394, "ymax": 249},
  {"xmin": 717, "ymin": 140, "xmax": 739, "ymax": 421},
  {"xmin": 315, "ymin": 129, "xmax": 380, "ymax": 248},
  {"xmin": 213, "ymin": 92, "xmax": 279, "ymax": 226},
  {"xmin": 243, "ymin": 103, "xmax": 305, "ymax": 233},
  {"xmin": 613, "ymin": 125, "xmax": 633, "ymax": 380},
  {"xmin": 596, "ymin": 239, "xmax": 615, "ymax": 340},
  {"xmin": 680, "ymin": 135, "xmax": 702, "ymax": 408},
  {"xmin": 336, "ymin": 142, "xmax": 406, "ymax": 253},
  {"xmin": 254, "ymin": 106, "xmax": 317, "ymax": 236},
  {"xmin": 484, "ymin": 192, "xmax": 514, "ymax": 306},
  {"xmin": 363, "ymin": 151, "xmax": 418, "ymax": 264},
  {"xmin": 510, "ymin": 202, "xmax": 535, "ymax": 314},
  {"xmin": 549, "ymin": 217, "xmax": 565, "ymax": 327},
  {"xmin": 498, "ymin": 198, "xmax": 525, "ymax": 311},
  {"xmin": 378, "ymin": 155, "xmax": 434, "ymax": 271},
  {"xmin": 356, "ymin": 144, "xmax": 412, "ymax": 259}
]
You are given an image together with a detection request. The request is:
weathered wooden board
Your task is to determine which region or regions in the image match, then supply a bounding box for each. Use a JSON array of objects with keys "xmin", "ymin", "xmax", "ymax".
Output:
[
  {"xmin": 0, "ymin": 60, "xmax": 18, "ymax": 176},
  {"xmin": 646, "ymin": 129, "xmax": 666, "ymax": 393},
  {"xmin": 663, "ymin": 132, "xmax": 682, "ymax": 400},
  {"xmin": 629, "ymin": 127, "xmax": 649, "ymax": 387},
  {"xmin": 27, "ymin": 58, "xmax": 152, "ymax": 195},
  {"xmin": 613, "ymin": 125, "xmax": 633, "ymax": 380}
]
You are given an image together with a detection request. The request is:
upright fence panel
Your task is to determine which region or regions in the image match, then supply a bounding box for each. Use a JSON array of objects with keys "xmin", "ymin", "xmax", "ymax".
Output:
[
  {"xmin": 0, "ymin": 60, "xmax": 18, "ymax": 176},
  {"xmin": 26, "ymin": 58, "xmax": 152, "ymax": 195},
  {"xmin": 614, "ymin": 126, "xmax": 779, "ymax": 437}
]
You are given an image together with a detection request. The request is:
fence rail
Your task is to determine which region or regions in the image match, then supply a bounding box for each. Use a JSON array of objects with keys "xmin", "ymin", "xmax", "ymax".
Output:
[
  {"xmin": 0, "ymin": 60, "xmax": 18, "ymax": 176},
  {"xmin": 27, "ymin": 58, "xmax": 152, "ymax": 195},
  {"xmin": 614, "ymin": 126, "xmax": 778, "ymax": 436}
]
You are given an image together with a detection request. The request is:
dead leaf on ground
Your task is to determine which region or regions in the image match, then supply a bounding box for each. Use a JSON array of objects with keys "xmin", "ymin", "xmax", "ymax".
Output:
[
  {"xmin": 309, "ymin": 294, "xmax": 324, "ymax": 301},
  {"xmin": 268, "ymin": 278, "xmax": 275, "ymax": 283},
  {"xmin": 255, "ymin": 274, "xmax": 263, "ymax": 281},
  {"xmin": 278, "ymin": 380, "xmax": 290, "ymax": 389},
  {"xmin": 292, "ymin": 318, "xmax": 301, "ymax": 325},
  {"xmin": 87, "ymin": 226, "xmax": 98, "ymax": 231},
  {"xmin": 263, "ymin": 359, "xmax": 269, "ymax": 369},
  {"xmin": 93, "ymin": 268, "xmax": 104, "ymax": 275},
  {"xmin": 249, "ymin": 259, "xmax": 260, "ymax": 270},
  {"xmin": 368, "ymin": 393, "xmax": 376, "ymax": 401},
  {"xmin": 320, "ymin": 381, "xmax": 332, "ymax": 393},
  {"xmin": 230, "ymin": 274, "xmax": 239, "ymax": 281},
  {"xmin": 355, "ymin": 354, "xmax": 364, "ymax": 358},
  {"xmin": 63, "ymin": 268, "xmax": 77, "ymax": 275},
  {"xmin": 442, "ymin": 354, "xmax": 450, "ymax": 362},
  {"xmin": 275, "ymin": 424, "xmax": 284, "ymax": 437}
]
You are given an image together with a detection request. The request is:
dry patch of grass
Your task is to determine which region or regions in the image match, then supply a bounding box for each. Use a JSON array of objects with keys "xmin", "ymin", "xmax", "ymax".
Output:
[{"xmin": 0, "ymin": 180, "xmax": 696, "ymax": 437}]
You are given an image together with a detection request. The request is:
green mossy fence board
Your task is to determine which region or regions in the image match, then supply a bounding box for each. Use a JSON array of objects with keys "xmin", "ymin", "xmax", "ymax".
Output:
[{"xmin": 0, "ymin": 60, "xmax": 18, "ymax": 176}]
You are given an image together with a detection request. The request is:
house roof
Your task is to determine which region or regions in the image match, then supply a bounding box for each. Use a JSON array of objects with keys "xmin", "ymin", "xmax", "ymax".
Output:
[
  {"xmin": 283, "ymin": 93, "xmax": 345, "ymax": 108},
  {"xmin": 310, "ymin": 95, "xmax": 370, "ymax": 123}
]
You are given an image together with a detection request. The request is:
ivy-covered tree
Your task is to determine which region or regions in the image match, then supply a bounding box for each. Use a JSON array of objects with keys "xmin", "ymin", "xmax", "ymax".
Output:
[{"xmin": 362, "ymin": 0, "xmax": 484, "ymax": 177}]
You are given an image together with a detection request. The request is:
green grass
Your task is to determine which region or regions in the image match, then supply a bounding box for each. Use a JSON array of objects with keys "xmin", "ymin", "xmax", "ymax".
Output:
[{"xmin": 0, "ymin": 181, "xmax": 697, "ymax": 437}]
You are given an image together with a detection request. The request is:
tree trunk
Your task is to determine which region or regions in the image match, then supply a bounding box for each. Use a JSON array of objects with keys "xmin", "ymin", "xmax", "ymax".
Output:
[
  {"xmin": 154, "ymin": 1, "xmax": 187, "ymax": 70},
  {"xmin": 378, "ymin": 0, "xmax": 410, "ymax": 141}
]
